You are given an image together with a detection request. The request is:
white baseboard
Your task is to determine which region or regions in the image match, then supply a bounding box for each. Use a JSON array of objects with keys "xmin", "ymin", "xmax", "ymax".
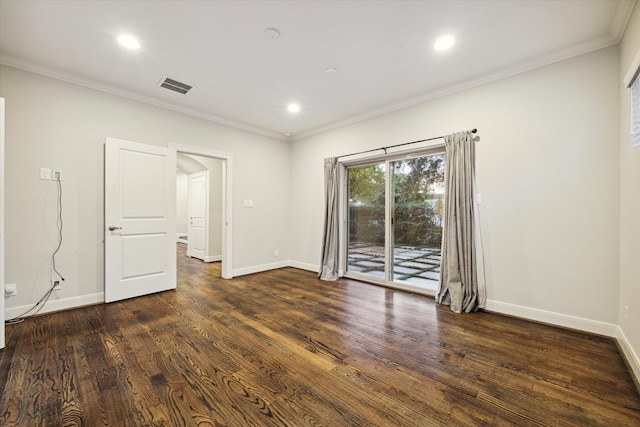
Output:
[
  {"xmin": 204, "ymin": 255, "xmax": 222, "ymax": 262},
  {"xmin": 484, "ymin": 299, "xmax": 618, "ymax": 337},
  {"xmin": 288, "ymin": 260, "xmax": 319, "ymax": 273},
  {"xmin": 616, "ymin": 326, "xmax": 640, "ymax": 387},
  {"xmin": 232, "ymin": 260, "xmax": 290, "ymax": 277},
  {"xmin": 5, "ymin": 292, "xmax": 104, "ymax": 320},
  {"xmin": 479, "ymin": 300, "xmax": 639, "ymax": 386}
]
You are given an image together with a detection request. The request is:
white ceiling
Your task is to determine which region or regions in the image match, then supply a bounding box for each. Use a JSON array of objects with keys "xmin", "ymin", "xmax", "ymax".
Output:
[{"xmin": 0, "ymin": 0, "xmax": 635, "ymax": 141}]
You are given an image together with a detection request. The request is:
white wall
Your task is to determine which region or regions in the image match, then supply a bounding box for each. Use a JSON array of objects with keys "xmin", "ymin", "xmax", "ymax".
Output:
[
  {"xmin": 0, "ymin": 97, "xmax": 5, "ymax": 348},
  {"xmin": 619, "ymin": 2, "xmax": 640, "ymax": 382},
  {"xmin": 0, "ymin": 64, "xmax": 291, "ymax": 313},
  {"xmin": 176, "ymin": 169, "xmax": 189, "ymax": 236},
  {"xmin": 291, "ymin": 47, "xmax": 621, "ymax": 328},
  {"xmin": 1, "ymin": 34, "xmax": 636, "ymax": 381}
]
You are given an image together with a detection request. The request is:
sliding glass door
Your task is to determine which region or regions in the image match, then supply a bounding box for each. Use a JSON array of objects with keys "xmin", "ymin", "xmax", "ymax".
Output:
[
  {"xmin": 347, "ymin": 162, "xmax": 386, "ymax": 279},
  {"xmin": 346, "ymin": 151, "xmax": 445, "ymax": 293}
]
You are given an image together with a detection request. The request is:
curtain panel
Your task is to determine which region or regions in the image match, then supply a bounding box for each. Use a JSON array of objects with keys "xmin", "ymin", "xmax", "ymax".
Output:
[
  {"xmin": 437, "ymin": 131, "xmax": 486, "ymax": 313},
  {"xmin": 319, "ymin": 157, "xmax": 340, "ymax": 281}
]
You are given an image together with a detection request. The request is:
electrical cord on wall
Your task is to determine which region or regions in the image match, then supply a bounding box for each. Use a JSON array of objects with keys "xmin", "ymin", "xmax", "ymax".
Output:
[{"xmin": 5, "ymin": 178, "xmax": 65, "ymax": 325}]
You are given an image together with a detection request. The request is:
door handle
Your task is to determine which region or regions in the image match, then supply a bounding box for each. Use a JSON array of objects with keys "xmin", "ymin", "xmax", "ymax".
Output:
[{"xmin": 108, "ymin": 226, "xmax": 122, "ymax": 231}]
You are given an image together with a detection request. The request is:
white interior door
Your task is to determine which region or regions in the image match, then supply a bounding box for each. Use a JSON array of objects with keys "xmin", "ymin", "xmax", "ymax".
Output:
[
  {"xmin": 105, "ymin": 137, "xmax": 176, "ymax": 303},
  {"xmin": 187, "ymin": 171, "xmax": 208, "ymax": 261}
]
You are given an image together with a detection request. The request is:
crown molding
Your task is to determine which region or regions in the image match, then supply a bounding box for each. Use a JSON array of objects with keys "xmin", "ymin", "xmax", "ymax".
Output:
[
  {"xmin": 292, "ymin": 33, "xmax": 624, "ymax": 142},
  {"xmin": 0, "ymin": 55, "xmax": 288, "ymax": 142}
]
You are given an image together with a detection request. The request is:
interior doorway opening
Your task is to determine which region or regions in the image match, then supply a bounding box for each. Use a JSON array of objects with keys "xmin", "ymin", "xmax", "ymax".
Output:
[
  {"xmin": 171, "ymin": 144, "xmax": 233, "ymax": 280},
  {"xmin": 176, "ymin": 154, "xmax": 222, "ymax": 264}
]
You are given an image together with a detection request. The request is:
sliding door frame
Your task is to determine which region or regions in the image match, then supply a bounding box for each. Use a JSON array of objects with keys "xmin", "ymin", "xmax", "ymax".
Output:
[{"xmin": 339, "ymin": 143, "xmax": 445, "ymax": 296}]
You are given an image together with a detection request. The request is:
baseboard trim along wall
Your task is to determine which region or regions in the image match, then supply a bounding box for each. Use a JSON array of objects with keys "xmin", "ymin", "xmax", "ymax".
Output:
[
  {"xmin": 616, "ymin": 326, "xmax": 640, "ymax": 389},
  {"xmin": 288, "ymin": 260, "xmax": 319, "ymax": 273},
  {"xmin": 483, "ymin": 299, "xmax": 639, "ymax": 384},
  {"xmin": 280, "ymin": 264, "xmax": 638, "ymax": 384},
  {"xmin": 204, "ymin": 255, "xmax": 222, "ymax": 262},
  {"xmin": 484, "ymin": 299, "xmax": 618, "ymax": 337},
  {"xmin": 5, "ymin": 292, "xmax": 105, "ymax": 320},
  {"xmin": 4, "ymin": 265, "xmax": 637, "ymax": 387},
  {"xmin": 232, "ymin": 260, "xmax": 290, "ymax": 277}
]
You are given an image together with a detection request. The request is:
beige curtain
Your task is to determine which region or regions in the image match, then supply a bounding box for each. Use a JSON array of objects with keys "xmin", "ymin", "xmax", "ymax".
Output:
[
  {"xmin": 319, "ymin": 157, "xmax": 339, "ymax": 281},
  {"xmin": 437, "ymin": 131, "xmax": 486, "ymax": 313}
]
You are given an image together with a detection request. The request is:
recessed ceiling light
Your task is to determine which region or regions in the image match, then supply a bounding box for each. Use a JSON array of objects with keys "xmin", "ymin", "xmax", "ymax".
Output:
[
  {"xmin": 117, "ymin": 34, "xmax": 140, "ymax": 50},
  {"xmin": 325, "ymin": 67, "xmax": 337, "ymax": 75},
  {"xmin": 287, "ymin": 103, "xmax": 301, "ymax": 113},
  {"xmin": 434, "ymin": 35, "xmax": 455, "ymax": 51},
  {"xmin": 264, "ymin": 28, "xmax": 280, "ymax": 39}
]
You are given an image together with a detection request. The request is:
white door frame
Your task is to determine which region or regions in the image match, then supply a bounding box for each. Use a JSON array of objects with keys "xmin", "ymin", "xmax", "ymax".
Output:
[{"xmin": 170, "ymin": 144, "xmax": 233, "ymax": 279}]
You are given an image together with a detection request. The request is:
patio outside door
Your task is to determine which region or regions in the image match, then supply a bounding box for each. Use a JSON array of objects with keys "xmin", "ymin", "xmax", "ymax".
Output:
[{"xmin": 346, "ymin": 151, "xmax": 445, "ymax": 293}]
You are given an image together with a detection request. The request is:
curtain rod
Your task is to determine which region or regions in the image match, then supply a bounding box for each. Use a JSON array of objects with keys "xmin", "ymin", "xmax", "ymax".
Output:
[{"xmin": 336, "ymin": 128, "xmax": 477, "ymax": 160}]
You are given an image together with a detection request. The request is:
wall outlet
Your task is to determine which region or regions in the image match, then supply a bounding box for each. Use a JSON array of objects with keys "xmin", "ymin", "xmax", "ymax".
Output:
[
  {"xmin": 274, "ymin": 249, "xmax": 279, "ymax": 257},
  {"xmin": 40, "ymin": 167, "xmax": 52, "ymax": 180},
  {"xmin": 53, "ymin": 170, "xmax": 62, "ymax": 181},
  {"xmin": 5, "ymin": 283, "xmax": 17, "ymax": 296},
  {"xmin": 52, "ymin": 279, "xmax": 62, "ymax": 290}
]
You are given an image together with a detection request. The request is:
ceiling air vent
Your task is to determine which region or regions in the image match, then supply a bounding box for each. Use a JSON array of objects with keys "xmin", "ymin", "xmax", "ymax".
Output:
[{"xmin": 159, "ymin": 76, "xmax": 193, "ymax": 95}]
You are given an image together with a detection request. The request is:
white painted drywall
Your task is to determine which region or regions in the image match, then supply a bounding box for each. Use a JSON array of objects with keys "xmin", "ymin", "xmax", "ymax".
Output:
[
  {"xmin": 0, "ymin": 64, "xmax": 291, "ymax": 313},
  {"xmin": 619, "ymin": 2, "xmax": 640, "ymax": 378},
  {"xmin": 0, "ymin": 97, "xmax": 5, "ymax": 349},
  {"xmin": 291, "ymin": 46, "xmax": 621, "ymax": 325}
]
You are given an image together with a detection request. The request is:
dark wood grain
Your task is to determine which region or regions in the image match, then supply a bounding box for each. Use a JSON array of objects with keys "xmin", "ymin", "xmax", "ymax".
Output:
[{"xmin": 1, "ymin": 243, "xmax": 639, "ymax": 426}]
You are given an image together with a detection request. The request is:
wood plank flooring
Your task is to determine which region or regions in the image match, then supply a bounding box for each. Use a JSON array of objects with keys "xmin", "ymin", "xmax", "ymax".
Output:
[{"xmin": 1, "ymin": 244, "xmax": 639, "ymax": 426}]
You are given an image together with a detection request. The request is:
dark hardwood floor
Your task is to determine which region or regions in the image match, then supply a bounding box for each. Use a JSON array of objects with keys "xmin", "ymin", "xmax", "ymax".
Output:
[{"xmin": 1, "ymin": 244, "xmax": 639, "ymax": 426}]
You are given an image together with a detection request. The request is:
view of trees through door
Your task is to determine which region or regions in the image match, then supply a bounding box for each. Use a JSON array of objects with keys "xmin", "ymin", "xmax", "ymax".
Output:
[{"xmin": 347, "ymin": 151, "xmax": 445, "ymax": 292}]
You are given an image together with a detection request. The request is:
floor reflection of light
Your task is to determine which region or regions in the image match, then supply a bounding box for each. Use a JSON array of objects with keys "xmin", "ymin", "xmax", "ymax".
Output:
[{"xmin": 339, "ymin": 278, "xmax": 442, "ymax": 362}]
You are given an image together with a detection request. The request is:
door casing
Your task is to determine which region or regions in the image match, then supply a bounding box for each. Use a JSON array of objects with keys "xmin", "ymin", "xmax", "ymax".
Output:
[{"xmin": 170, "ymin": 144, "xmax": 233, "ymax": 279}]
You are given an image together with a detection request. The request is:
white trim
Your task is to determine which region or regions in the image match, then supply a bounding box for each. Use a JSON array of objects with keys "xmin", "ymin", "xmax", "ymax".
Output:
[
  {"xmin": 292, "ymin": 34, "xmax": 625, "ymax": 141},
  {"xmin": 0, "ymin": 57, "xmax": 287, "ymax": 142},
  {"xmin": 611, "ymin": 0, "xmax": 638, "ymax": 44},
  {"xmin": 5, "ymin": 292, "xmax": 104, "ymax": 320},
  {"xmin": 0, "ymin": 10, "xmax": 630, "ymax": 145},
  {"xmin": 288, "ymin": 260, "xmax": 319, "ymax": 272},
  {"xmin": 616, "ymin": 326, "xmax": 640, "ymax": 387},
  {"xmin": 624, "ymin": 49, "xmax": 640, "ymax": 88},
  {"xmin": 484, "ymin": 299, "xmax": 618, "ymax": 337},
  {"xmin": 232, "ymin": 261, "xmax": 289, "ymax": 277},
  {"xmin": 204, "ymin": 255, "xmax": 222, "ymax": 262},
  {"xmin": 170, "ymin": 144, "xmax": 233, "ymax": 279}
]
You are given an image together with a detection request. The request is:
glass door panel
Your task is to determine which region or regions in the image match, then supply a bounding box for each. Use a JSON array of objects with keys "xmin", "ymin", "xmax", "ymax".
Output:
[
  {"xmin": 345, "ymin": 151, "xmax": 444, "ymax": 293},
  {"xmin": 346, "ymin": 163, "xmax": 386, "ymax": 280},
  {"xmin": 391, "ymin": 154, "xmax": 445, "ymax": 291}
]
